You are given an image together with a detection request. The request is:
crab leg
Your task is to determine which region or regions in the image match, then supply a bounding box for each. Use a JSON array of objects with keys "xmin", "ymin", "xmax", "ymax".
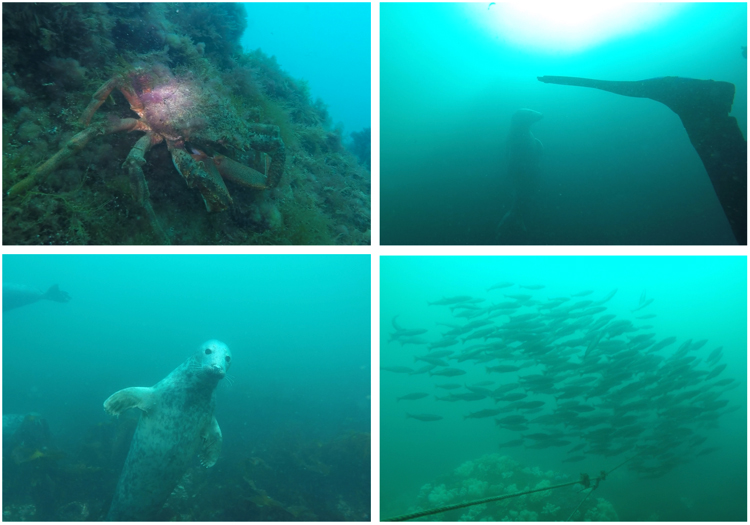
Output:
[
  {"xmin": 169, "ymin": 145, "xmax": 233, "ymax": 212},
  {"xmin": 246, "ymin": 124, "xmax": 286, "ymax": 188},
  {"xmin": 7, "ymin": 126, "xmax": 100, "ymax": 197},
  {"xmin": 122, "ymin": 132, "xmax": 170, "ymax": 245},
  {"xmin": 7, "ymin": 118, "xmax": 149, "ymax": 197},
  {"xmin": 212, "ymin": 155, "xmax": 268, "ymax": 190},
  {"xmin": 80, "ymin": 77, "xmax": 119, "ymax": 126}
]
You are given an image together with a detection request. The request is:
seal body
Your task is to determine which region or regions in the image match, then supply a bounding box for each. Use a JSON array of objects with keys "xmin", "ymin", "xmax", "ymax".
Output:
[
  {"xmin": 497, "ymin": 109, "xmax": 543, "ymax": 238},
  {"xmin": 104, "ymin": 340, "xmax": 231, "ymax": 521}
]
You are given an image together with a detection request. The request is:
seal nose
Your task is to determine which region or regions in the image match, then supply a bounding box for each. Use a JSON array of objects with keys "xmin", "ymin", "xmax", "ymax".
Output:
[{"xmin": 211, "ymin": 364, "xmax": 225, "ymax": 376}]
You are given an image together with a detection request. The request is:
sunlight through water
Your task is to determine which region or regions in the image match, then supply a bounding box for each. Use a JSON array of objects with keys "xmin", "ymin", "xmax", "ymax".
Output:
[{"xmin": 476, "ymin": 2, "xmax": 682, "ymax": 53}]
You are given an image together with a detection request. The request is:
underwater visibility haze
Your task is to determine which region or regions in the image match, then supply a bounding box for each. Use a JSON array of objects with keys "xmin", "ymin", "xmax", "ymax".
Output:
[
  {"xmin": 380, "ymin": 3, "xmax": 747, "ymax": 245},
  {"xmin": 3, "ymin": 255, "xmax": 371, "ymax": 520},
  {"xmin": 381, "ymin": 256, "xmax": 746, "ymax": 521},
  {"xmin": 2, "ymin": 3, "xmax": 371, "ymax": 245}
]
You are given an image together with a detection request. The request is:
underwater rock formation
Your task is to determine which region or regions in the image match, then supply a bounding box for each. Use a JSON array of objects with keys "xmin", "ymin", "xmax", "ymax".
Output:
[{"xmin": 410, "ymin": 453, "xmax": 619, "ymax": 521}]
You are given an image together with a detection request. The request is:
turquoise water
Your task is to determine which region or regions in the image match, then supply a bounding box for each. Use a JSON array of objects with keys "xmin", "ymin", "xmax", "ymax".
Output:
[
  {"xmin": 3, "ymin": 254, "xmax": 371, "ymax": 520},
  {"xmin": 240, "ymin": 3, "xmax": 371, "ymax": 135},
  {"xmin": 381, "ymin": 3, "xmax": 747, "ymax": 244},
  {"xmin": 381, "ymin": 256, "xmax": 747, "ymax": 520}
]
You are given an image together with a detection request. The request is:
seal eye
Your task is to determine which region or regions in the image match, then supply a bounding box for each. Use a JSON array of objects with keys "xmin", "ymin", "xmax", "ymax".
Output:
[
  {"xmin": 225, "ymin": 356, "xmax": 231, "ymax": 362},
  {"xmin": 205, "ymin": 348, "xmax": 212, "ymax": 355}
]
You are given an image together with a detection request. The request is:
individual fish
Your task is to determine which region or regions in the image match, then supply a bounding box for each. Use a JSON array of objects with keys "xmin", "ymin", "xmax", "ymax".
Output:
[
  {"xmin": 592, "ymin": 288, "xmax": 617, "ymax": 305},
  {"xmin": 629, "ymin": 333, "xmax": 656, "ymax": 344},
  {"xmin": 631, "ymin": 297, "xmax": 655, "ymax": 313},
  {"xmin": 406, "ymin": 413, "xmax": 444, "ymax": 422},
  {"xmin": 429, "ymin": 338, "xmax": 460, "ymax": 350},
  {"xmin": 647, "ymin": 336, "xmax": 677, "ymax": 353},
  {"xmin": 428, "ymin": 350, "xmax": 456, "ymax": 358},
  {"xmin": 690, "ymin": 339, "xmax": 708, "ymax": 351},
  {"xmin": 505, "ymin": 293, "xmax": 532, "ymax": 301},
  {"xmin": 390, "ymin": 315, "xmax": 428, "ymax": 342},
  {"xmin": 706, "ymin": 346, "xmax": 723, "ymax": 366},
  {"xmin": 463, "ymin": 327, "xmax": 498, "ymax": 343},
  {"xmin": 429, "ymin": 367, "xmax": 467, "ymax": 377},
  {"xmin": 409, "ymin": 365, "xmax": 436, "ymax": 375},
  {"xmin": 397, "ymin": 392, "xmax": 430, "ymax": 401},
  {"xmin": 486, "ymin": 365, "xmax": 521, "ymax": 374},
  {"xmin": 487, "ymin": 281, "xmax": 514, "ymax": 291},
  {"xmin": 436, "ymin": 383, "xmax": 462, "ymax": 390},
  {"xmin": 572, "ymin": 290, "xmax": 594, "ymax": 297},
  {"xmin": 527, "ymin": 440, "xmax": 571, "ymax": 449},
  {"xmin": 464, "ymin": 408, "xmax": 504, "ymax": 419},
  {"xmin": 495, "ymin": 392, "xmax": 528, "ymax": 402},
  {"xmin": 498, "ymin": 439, "xmax": 524, "ymax": 448},
  {"xmin": 562, "ymin": 455, "xmax": 586, "ymax": 463},
  {"xmin": 396, "ymin": 336, "xmax": 430, "ymax": 346},
  {"xmin": 463, "ymin": 384, "xmax": 494, "ymax": 395},
  {"xmin": 415, "ymin": 355, "xmax": 450, "ymax": 367},
  {"xmin": 523, "ymin": 432, "xmax": 565, "ymax": 441},
  {"xmin": 449, "ymin": 392, "xmax": 487, "ymax": 401},
  {"xmin": 569, "ymin": 299, "xmax": 593, "ymax": 310},
  {"xmin": 704, "ymin": 363, "xmax": 727, "ymax": 381},
  {"xmin": 711, "ymin": 378, "xmax": 734, "ymax": 387},
  {"xmin": 495, "ymin": 415, "xmax": 528, "ymax": 426}
]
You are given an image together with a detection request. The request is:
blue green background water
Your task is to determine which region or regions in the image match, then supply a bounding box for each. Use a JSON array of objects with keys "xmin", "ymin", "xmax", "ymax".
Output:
[
  {"xmin": 380, "ymin": 256, "xmax": 747, "ymax": 520},
  {"xmin": 241, "ymin": 2, "xmax": 371, "ymax": 136},
  {"xmin": 3, "ymin": 254, "xmax": 370, "ymax": 520},
  {"xmin": 380, "ymin": 3, "xmax": 747, "ymax": 244}
]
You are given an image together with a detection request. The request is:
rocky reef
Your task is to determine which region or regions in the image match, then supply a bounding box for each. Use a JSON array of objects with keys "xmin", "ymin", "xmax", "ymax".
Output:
[
  {"xmin": 409, "ymin": 453, "xmax": 618, "ymax": 521},
  {"xmin": 3, "ymin": 3, "xmax": 370, "ymax": 245}
]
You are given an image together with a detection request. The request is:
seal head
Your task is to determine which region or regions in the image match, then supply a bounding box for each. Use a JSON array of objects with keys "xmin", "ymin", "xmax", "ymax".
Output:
[{"xmin": 198, "ymin": 339, "xmax": 232, "ymax": 379}]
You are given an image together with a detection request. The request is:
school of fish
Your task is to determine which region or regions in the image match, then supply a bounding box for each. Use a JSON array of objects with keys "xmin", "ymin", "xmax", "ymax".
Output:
[{"xmin": 384, "ymin": 281, "xmax": 738, "ymax": 479}]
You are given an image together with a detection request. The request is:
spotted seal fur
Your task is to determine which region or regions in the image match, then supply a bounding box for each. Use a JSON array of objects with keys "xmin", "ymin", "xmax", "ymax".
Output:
[{"xmin": 103, "ymin": 339, "xmax": 231, "ymax": 520}]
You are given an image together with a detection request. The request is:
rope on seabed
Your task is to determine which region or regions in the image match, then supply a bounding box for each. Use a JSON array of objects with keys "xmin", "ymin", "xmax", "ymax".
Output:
[
  {"xmin": 565, "ymin": 455, "xmax": 636, "ymax": 521},
  {"xmin": 385, "ymin": 455, "xmax": 637, "ymax": 522}
]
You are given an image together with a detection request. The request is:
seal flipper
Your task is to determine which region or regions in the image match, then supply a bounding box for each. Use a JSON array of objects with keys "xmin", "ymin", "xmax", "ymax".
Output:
[
  {"xmin": 43, "ymin": 284, "xmax": 71, "ymax": 303},
  {"xmin": 104, "ymin": 387, "xmax": 155, "ymax": 416},
  {"xmin": 198, "ymin": 416, "xmax": 222, "ymax": 468},
  {"xmin": 537, "ymin": 75, "xmax": 747, "ymax": 245}
]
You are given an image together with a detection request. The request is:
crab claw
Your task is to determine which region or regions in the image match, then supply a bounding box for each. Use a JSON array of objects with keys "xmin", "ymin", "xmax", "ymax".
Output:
[
  {"xmin": 170, "ymin": 147, "xmax": 232, "ymax": 212},
  {"xmin": 212, "ymin": 155, "xmax": 269, "ymax": 190}
]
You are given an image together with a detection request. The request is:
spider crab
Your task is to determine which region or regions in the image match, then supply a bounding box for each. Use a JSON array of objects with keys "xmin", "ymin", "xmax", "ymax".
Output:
[{"xmin": 8, "ymin": 62, "xmax": 285, "ymax": 243}]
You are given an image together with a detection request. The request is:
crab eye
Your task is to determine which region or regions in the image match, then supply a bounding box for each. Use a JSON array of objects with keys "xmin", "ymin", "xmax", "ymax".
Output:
[
  {"xmin": 225, "ymin": 356, "xmax": 231, "ymax": 362},
  {"xmin": 205, "ymin": 348, "xmax": 212, "ymax": 355}
]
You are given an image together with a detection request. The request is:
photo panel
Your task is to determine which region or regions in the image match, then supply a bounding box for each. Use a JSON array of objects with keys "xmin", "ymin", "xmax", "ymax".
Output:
[
  {"xmin": 2, "ymin": 3, "xmax": 371, "ymax": 245},
  {"xmin": 380, "ymin": 3, "xmax": 746, "ymax": 245},
  {"xmin": 3, "ymin": 254, "xmax": 371, "ymax": 520},
  {"xmin": 381, "ymin": 255, "xmax": 746, "ymax": 521}
]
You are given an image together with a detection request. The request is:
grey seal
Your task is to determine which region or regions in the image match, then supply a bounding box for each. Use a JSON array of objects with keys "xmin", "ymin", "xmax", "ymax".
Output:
[
  {"xmin": 103, "ymin": 339, "xmax": 231, "ymax": 520},
  {"xmin": 497, "ymin": 108, "xmax": 544, "ymax": 238}
]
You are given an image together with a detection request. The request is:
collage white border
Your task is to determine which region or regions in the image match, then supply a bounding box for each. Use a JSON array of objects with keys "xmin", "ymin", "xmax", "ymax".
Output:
[{"xmin": 1, "ymin": 1, "xmax": 748, "ymax": 523}]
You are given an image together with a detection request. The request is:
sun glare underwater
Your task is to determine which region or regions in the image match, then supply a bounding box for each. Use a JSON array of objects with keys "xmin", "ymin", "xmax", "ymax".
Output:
[{"xmin": 480, "ymin": 3, "xmax": 682, "ymax": 53}]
